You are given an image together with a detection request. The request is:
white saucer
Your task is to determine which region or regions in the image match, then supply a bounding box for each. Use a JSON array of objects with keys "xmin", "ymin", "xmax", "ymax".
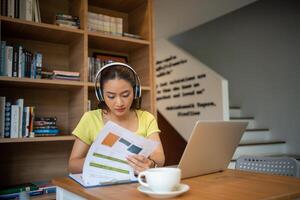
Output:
[{"xmin": 137, "ymin": 183, "xmax": 189, "ymax": 199}]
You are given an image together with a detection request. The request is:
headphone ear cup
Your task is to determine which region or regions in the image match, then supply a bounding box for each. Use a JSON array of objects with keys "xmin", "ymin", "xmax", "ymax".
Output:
[
  {"xmin": 99, "ymin": 89, "xmax": 104, "ymax": 101},
  {"xmin": 135, "ymin": 85, "xmax": 141, "ymax": 99}
]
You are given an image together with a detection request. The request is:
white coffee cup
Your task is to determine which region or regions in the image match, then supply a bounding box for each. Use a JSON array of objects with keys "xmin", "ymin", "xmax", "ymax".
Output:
[{"xmin": 138, "ymin": 167, "xmax": 181, "ymax": 192}]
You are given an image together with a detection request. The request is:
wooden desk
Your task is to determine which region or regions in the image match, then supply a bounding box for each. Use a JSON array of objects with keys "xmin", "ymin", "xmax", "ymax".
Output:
[{"xmin": 52, "ymin": 169, "xmax": 300, "ymax": 200}]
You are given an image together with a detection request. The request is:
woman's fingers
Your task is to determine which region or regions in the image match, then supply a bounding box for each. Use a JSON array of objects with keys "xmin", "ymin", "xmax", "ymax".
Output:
[{"xmin": 127, "ymin": 155, "xmax": 151, "ymax": 173}]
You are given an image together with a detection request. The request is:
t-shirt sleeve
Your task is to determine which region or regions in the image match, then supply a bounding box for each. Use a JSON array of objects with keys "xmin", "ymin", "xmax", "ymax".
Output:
[
  {"xmin": 72, "ymin": 112, "xmax": 93, "ymax": 145},
  {"xmin": 145, "ymin": 112, "xmax": 161, "ymax": 137}
]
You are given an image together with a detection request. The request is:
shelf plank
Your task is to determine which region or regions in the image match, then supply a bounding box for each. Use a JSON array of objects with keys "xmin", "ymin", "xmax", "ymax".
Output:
[
  {"xmin": 0, "ymin": 77, "xmax": 85, "ymax": 89},
  {"xmin": 0, "ymin": 136, "xmax": 75, "ymax": 143},
  {"xmin": 1, "ymin": 16, "xmax": 84, "ymax": 44},
  {"xmin": 87, "ymin": 82, "xmax": 151, "ymax": 90},
  {"xmin": 88, "ymin": 31, "xmax": 149, "ymax": 53},
  {"xmin": 89, "ymin": 0, "xmax": 146, "ymax": 12}
]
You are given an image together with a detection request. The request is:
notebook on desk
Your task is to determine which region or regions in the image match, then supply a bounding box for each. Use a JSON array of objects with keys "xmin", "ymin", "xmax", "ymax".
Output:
[
  {"xmin": 69, "ymin": 173, "xmax": 138, "ymax": 188},
  {"xmin": 177, "ymin": 121, "xmax": 248, "ymax": 179}
]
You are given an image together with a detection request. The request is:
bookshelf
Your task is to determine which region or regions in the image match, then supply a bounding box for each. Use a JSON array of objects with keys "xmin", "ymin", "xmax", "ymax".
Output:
[{"xmin": 0, "ymin": 0, "xmax": 155, "ymax": 186}]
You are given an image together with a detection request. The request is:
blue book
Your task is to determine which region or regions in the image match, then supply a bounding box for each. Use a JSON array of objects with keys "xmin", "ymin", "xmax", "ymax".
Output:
[
  {"xmin": 0, "ymin": 41, "xmax": 6, "ymax": 76},
  {"xmin": 33, "ymin": 129, "xmax": 59, "ymax": 134}
]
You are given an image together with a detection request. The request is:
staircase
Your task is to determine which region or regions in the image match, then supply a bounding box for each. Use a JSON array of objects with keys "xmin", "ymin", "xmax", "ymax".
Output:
[{"xmin": 228, "ymin": 106, "xmax": 287, "ymax": 169}]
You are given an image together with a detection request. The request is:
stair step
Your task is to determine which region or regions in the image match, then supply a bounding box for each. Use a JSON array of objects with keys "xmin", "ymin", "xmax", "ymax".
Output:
[
  {"xmin": 230, "ymin": 117, "xmax": 256, "ymax": 129},
  {"xmin": 230, "ymin": 117, "xmax": 254, "ymax": 120},
  {"xmin": 241, "ymin": 129, "xmax": 270, "ymax": 143},
  {"xmin": 231, "ymin": 154, "xmax": 300, "ymax": 162},
  {"xmin": 233, "ymin": 142, "xmax": 286, "ymax": 160},
  {"xmin": 228, "ymin": 154, "xmax": 300, "ymax": 169},
  {"xmin": 239, "ymin": 141, "xmax": 285, "ymax": 146},
  {"xmin": 245, "ymin": 128, "xmax": 269, "ymax": 132},
  {"xmin": 230, "ymin": 107, "xmax": 242, "ymax": 118},
  {"xmin": 230, "ymin": 106, "xmax": 241, "ymax": 109}
]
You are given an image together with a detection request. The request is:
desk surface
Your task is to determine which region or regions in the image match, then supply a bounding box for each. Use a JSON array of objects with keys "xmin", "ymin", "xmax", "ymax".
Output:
[{"xmin": 52, "ymin": 169, "xmax": 300, "ymax": 200}]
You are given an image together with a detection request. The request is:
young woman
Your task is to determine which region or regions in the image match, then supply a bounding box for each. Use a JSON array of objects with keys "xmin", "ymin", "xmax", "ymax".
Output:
[{"xmin": 68, "ymin": 63, "xmax": 165, "ymax": 174}]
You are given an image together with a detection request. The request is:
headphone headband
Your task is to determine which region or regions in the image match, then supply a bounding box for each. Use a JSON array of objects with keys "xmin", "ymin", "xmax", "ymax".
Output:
[{"xmin": 94, "ymin": 62, "xmax": 142, "ymax": 102}]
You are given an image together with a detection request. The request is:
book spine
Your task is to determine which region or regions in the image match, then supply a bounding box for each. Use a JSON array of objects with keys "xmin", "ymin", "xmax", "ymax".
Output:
[
  {"xmin": 1, "ymin": 0, "xmax": 8, "ymax": 16},
  {"xmin": 25, "ymin": 0, "xmax": 32, "ymax": 21},
  {"xmin": 23, "ymin": 106, "xmax": 30, "ymax": 137},
  {"xmin": 18, "ymin": 46, "xmax": 23, "ymax": 78},
  {"xmin": 12, "ymin": 46, "xmax": 19, "ymax": 77},
  {"xmin": 4, "ymin": 101, "xmax": 11, "ymax": 138},
  {"xmin": 21, "ymin": 49, "xmax": 26, "ymax": 77},
  {"xmin": 35, "ymin": 52, "xmax": 42, "ymax": 79},
  {"xmin": 30, "ymin": 56, "xmax": 36, "ymax": 79},
  {"xmin": 15, "ymin": 98, "xmax": 24, "ymax": 137},
  {"xmin": 29, "ymin": 106, "xmax": 35, "ymax": 135},
  {"xmin": 14, "ymin": 0, "xmax": 19, "ymax": 18},
  {"xmin": 5, "ymin": 45, "xmax": 13, "ymax": 77},
  {"xmin": 34, "ymin": 116, "xmax": 57, "ymax": 121},
  {"xmin": 7, "ymin": 0, "xmax": 14, "ymax": 18},
  {"xmin": 10, "ymin": 105, "xmax": 20, "ymax": 138},
  {"xmin": 0, "ymin": 96, "xmax": 6, "ymax": 138},
  {"xmin": 0, "ymin": 41, "xmax": 5, "ymax": 76},
  {"xmin": 19, "ymin": 0, "xmax": 26, "ymax": 20}
]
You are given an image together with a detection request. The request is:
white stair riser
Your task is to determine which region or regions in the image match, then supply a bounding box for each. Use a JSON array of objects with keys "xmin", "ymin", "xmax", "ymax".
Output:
[
  {"xmin": 230, "ymin": 109, "xmax": 242, "ymax": 118},
  {"xmin": 240, "ymin": 131, "xmax": 270, "ymax": 143},
  {"xmin": 231, "ymin": 119, "xmax": 256, "ymax": 129},
  {"xmin": 232, "ymin": 143, "xmax": 286, "ymax": 160}
]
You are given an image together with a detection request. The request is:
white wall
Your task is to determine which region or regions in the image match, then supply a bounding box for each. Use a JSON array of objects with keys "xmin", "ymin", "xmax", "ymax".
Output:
[
  {"xmin": 155, "ymin": 39, "xmax": 229, "ymax": 140},
  {"xmin": 170, "ymin": 0, "xmax": 300, "ymax": 153}
]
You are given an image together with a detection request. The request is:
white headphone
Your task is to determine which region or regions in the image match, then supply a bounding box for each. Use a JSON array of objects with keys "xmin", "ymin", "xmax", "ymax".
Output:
[{"xmin": 94, "ymin": 62, "xmax": 142, "ymax": 102}]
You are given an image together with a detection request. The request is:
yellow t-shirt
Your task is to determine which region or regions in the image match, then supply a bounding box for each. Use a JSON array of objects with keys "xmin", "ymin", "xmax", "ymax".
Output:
[{"xmin": 72, "ymin": 109, "xmax": 160, "ymax": 145}]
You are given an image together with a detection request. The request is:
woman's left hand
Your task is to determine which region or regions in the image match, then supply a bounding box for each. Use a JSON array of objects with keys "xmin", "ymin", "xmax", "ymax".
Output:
[{"xmin": 127, "ymin": 155, "xmax": 153, "ymax": 174}]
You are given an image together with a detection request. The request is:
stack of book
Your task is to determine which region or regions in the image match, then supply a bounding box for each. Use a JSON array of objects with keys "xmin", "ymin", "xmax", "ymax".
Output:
[
  {"xmin": 88, "ymin": 12, "xmax": 123, "ymax": 36},
  {"xmin": 0, "ymin": 97, "xmax": 35, "ymax": 138},
  {"xmin": 1, "ymin": 0, "xmax": 41, "ymax": 22},
  {"xmin": 88, "ymin": 54, "xmax": 127, "ymax": 82},
  {"xmin": 33, "ymin": 117, "xmax": 59, "ymax": 137},
  {"xmin": 55, "ymin": 13, "xmax": 80, "ymax": 29},
  {"xmin": 0, "ymin": 181, "xmax": 56, "ymax": 199},
  {"xmin": 52, "ymin": 70, "xmax": 80, "ymax": 81},
  {"xmin": 0, "ymin": 41, "xmax": 43, "ymax": 79}
]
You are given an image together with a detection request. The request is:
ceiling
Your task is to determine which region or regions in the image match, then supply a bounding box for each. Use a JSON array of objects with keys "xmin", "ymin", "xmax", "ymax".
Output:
[{"xmin": 154, "ymin": 0, "xmax": 257, "ymax": 39}]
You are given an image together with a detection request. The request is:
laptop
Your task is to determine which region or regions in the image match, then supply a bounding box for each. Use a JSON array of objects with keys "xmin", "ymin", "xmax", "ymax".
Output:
[{"xmin": 177, "ymin": 121, "xmax": 248, "ymax": 179}]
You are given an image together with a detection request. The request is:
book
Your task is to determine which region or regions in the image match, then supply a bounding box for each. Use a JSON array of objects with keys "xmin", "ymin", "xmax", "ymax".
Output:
[
  {"xmin": 53, "ymin": 70, "xmax": 80, "ymax": 77},
  {"xmin": 0, "ymin": 96, "xmax": 5, "ymax": 138},
  {"xmin": 0, "ymin": 183, "xmax": 38, "ymax": 195},
  {"xmin": 0, "ymin": 189, "xmax": 43, "ymax": 199},
  {"xmin": 15, "ymin": 98, "xmax": 24, "ymax": 137},
  {"xmin": 35, "ymin": 52, "xmax": 42, "ymax": 79},
  {"xmin": 10, "ymin": 105, "xmax": 20, "ymax": 138},
  {"xmin": 12, "ymin": 45, "xmax": 19, "ymax": 77},
  {"xmin": 4, "ymin": 101, "xmax": 11, "ymax": 138},
  {"xmin": 5, "ymin": 45, "xmax": 13, "ymax": 77},
  {"xmin": 123, "ymin": 32, "xmax": 142, "ymax": 39},
  {"xmin": 94, "ymin": 53, "xmax": 127, "ymax": 64},
  {"xmin": 70, "ymin": 121, "xmax": 158, "ymax": 187},
  {"xmin": 32, "ymin": 181, "xmax": 56, "ymax": 194},
  {"xmin": 0, "ymin": 41, "xmax": 6, "ymax": 76}
]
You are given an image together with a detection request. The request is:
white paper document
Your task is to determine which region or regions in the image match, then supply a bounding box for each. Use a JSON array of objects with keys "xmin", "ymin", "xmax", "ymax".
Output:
[{"xmin": 69, "ymin": 121, "xmax": 158, "ymax": 187}]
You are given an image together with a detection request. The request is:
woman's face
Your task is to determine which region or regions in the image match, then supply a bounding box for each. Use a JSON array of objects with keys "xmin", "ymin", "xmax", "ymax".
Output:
[{"xmin": 102, "ymin": 78, "xmax": 134, "ymax": 117}]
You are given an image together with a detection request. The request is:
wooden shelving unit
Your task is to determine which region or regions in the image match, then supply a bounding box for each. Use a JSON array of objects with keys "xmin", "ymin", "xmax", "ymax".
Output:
[
  {"xmin": 0, "ymin": 136, "xmax": 75, "ymax": 144},
  {"xmin": 0, "ymin": 0, "xmax": 155, "ymax": 186}
]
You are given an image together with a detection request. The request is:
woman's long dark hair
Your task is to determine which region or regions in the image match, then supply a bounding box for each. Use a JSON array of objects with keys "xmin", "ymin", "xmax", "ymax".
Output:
[{"xmin": 97, "ymin": 65, "xmax": 141, "ymax": 110}]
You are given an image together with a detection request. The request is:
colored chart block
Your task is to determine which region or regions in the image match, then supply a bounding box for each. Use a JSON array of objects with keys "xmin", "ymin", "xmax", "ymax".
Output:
[
  {"xmin": 119, "ymin": 138, "xmax": 131, "ymax": 146},
  {"xmin": 127, "ymin": 145, "xmax": 142, "ymax": 154},
  {"xmin": 101, "ymin": 132, "xmax": 120, "ymax": 147}
]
